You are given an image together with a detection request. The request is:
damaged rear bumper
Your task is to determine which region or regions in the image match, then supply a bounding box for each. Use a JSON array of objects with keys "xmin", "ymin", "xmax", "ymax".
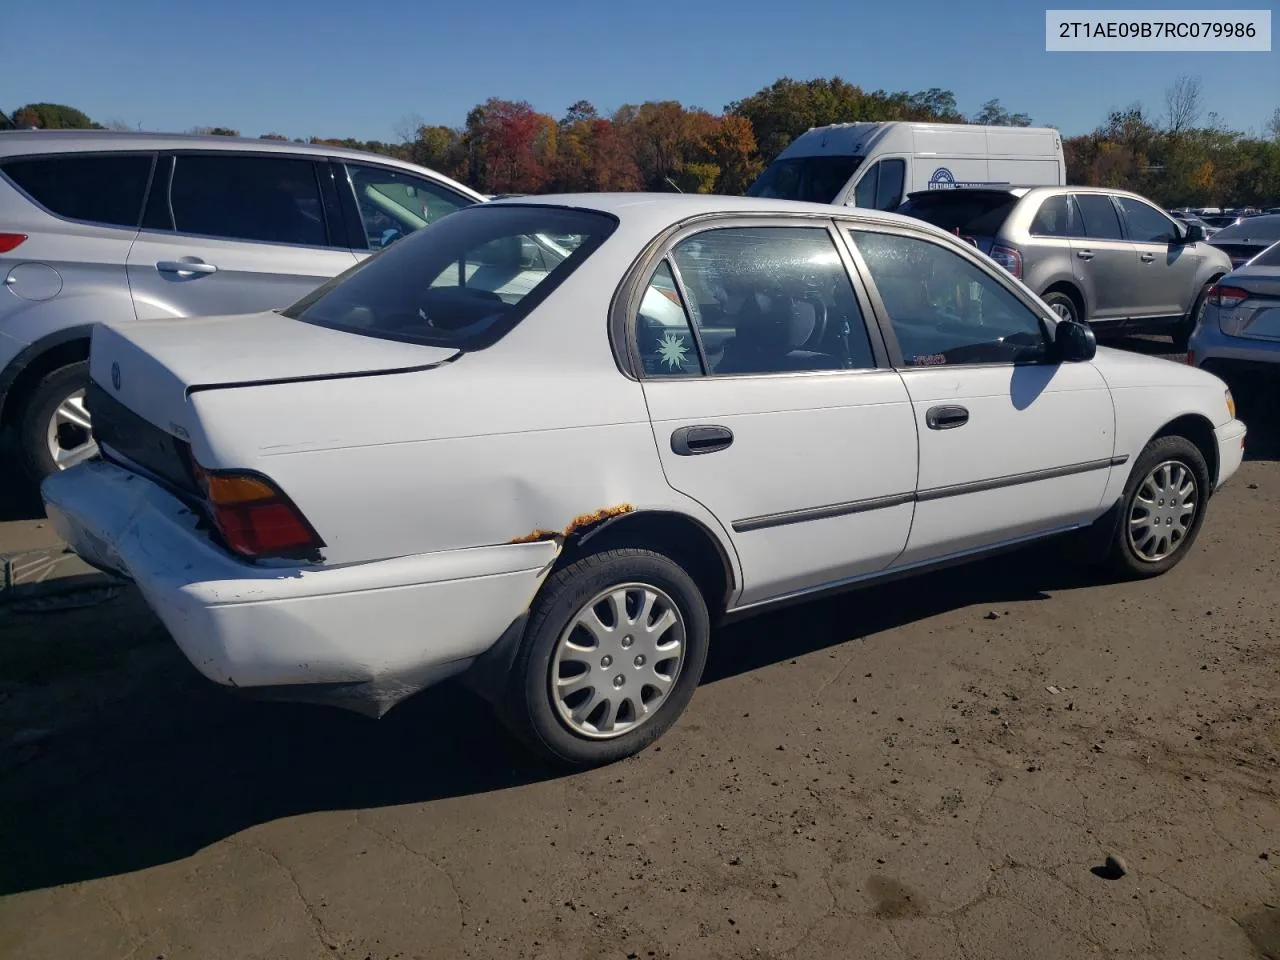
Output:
[{"xmin": 42, "ymin": 461, "xmax": 559, "ymax": 715}]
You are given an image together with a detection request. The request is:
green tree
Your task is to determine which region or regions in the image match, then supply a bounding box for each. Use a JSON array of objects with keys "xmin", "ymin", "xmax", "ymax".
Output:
[
  {"xmin": 971, "ymin": 99, "xmax": 1033, "ymax": 127},
  {"xmin": 12, "ymin": 103, "xmax": 99, "ymax": 129}
]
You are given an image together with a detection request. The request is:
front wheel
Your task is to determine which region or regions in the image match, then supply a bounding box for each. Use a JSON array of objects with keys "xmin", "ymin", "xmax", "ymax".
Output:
[
  {"xmin": 1105, "ymin": 436, "xmax": 1210, "ymax": 579},
  {"xmin": 1173, "ymin": 281, "xmax": 1213, "ymax": 351},
  {"xmin": 15, "ymin": 361, "xmax": 98, "ymax": 483},
  {"xmin": 505, "ymin": 548, "xmax": 711, "ymax": 768}
]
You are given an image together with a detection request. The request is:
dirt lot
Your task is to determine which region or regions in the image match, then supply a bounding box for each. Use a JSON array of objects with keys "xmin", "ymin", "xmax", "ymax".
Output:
[{"xmin": 1, "ymin": 350, "xmax": 1277, "ymax": 960}]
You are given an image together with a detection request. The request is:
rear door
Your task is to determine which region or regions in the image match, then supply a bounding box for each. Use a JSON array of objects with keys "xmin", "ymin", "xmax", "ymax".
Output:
[
  {"xmin": 1069, "ymin": 192, "xmax": 1135, "ymax": 322},
  {"xmin": 633, "ymin": 219, "xmax": 919, "ymax": 609},
  {"xmin": 126, "ymin": 152, "xmax": 359, "ymax": 320},
  {"xmin": 1114, "ymin": 195, "xmax": 1200, "ymax": 319}
]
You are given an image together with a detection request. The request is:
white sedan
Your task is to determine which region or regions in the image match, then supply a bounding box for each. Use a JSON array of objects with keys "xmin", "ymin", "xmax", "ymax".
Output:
[{"xmin": 42, "ymin": 194, "xmax": 1247, "ymax": 767}]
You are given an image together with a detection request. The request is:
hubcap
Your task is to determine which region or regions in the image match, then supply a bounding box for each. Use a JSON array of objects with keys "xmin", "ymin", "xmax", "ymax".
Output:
[
  {"xmin": 550, "ymin": 582, "xmax": 686, "ymax": 740},
  {"xmin": 1050, "ymin": 301, "xmax": 1075, "ymax": 322},
  {"xmin": 1128, "ymin": 460, "xmax": 1198, "ymax": 562},
  {"xmin": 45, "ymin": 389, "xmax": 98, "ymax": 470}
]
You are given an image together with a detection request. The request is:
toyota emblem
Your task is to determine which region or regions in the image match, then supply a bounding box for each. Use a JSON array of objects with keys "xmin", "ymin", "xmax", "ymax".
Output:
[{"xmin": 111, "ymin": 361, "xmax": 121, "ymax": 391}]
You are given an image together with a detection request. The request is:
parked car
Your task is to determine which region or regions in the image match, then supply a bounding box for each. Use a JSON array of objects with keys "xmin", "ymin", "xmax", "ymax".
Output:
[
  {"xmin": 1205, "ymin": 213, "xmax": 1280, "ymax": 270},
  {"xmin": 42, "ymin": 194, "xmax": 1246, "ymax": 767},
  {"xmin": 896, "ymin": 185, "xmax": 1232, "ymax": 348},
  {"xmin": 1189, "ymin": 238, "xmax": 1280, "ymax": 376},
  {"xmin": 1173, "ymin": 213, "xmax": 1219, "ymax": 238},
  {"xmin": 745, "ymin": 121, "xmax": 1064, "ymax": 211},
  {"xmin": 0, "ymin": 130, "xmax": 485, "ymax": 482}
]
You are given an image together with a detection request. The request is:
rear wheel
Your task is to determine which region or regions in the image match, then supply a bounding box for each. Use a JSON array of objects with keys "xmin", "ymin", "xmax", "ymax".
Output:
[
  {"xmin": 1042, "ymin": 290, "xmax": 1081, "ymax": 326},
  {"xmin": 504, "ymin": 548, "xmax": 710, "ymax": 768},
  {"xmin": 16, "ymin": 361, "xmax": 98, "ymax": 483},
  {"xmin": 1105, "ymin": 436, "xmax": 1210, "ymax": 579}
]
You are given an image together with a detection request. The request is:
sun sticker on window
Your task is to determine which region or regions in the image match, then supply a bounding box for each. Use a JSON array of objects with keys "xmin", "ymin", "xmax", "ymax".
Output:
[{"xmin": 656, "ymin": 332, "xmax": 690, "ymax": 370}]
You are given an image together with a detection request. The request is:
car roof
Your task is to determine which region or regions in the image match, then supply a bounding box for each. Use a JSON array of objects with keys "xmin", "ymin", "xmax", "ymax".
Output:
[
  {"xmin": 488, "ymin": 191, "xmax": 941, "ymax": 234},
  {"xmin": 0, "ymin": 129, "xmax": 485, "ymax": 200}
]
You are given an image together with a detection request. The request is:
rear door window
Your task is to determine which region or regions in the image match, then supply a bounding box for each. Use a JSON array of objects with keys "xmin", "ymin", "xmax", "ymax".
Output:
[
  {"xmin": 1073, "ymin": 194, "xmax": 1125, "ymax": 240},
  {"xmin": 0, "ymin": 153, "xmax": 153, "ymax": 228},
  {"xmin": 170, "ymin": 154, "xmax": 328, "ymax": 247}
]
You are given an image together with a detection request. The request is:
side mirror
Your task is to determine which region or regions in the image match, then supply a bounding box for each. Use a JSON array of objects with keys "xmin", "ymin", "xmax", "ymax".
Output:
[
  {"xmin": 1183, "ymin": 223, "xmax": 1205, "ymax": 243},
  {"xmin": 1053, "ymin": 318, "xmax": 1096, "ymax": 363}
]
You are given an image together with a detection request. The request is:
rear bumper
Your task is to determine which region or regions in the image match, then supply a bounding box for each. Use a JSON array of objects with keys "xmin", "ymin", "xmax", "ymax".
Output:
[
  {"xmin": 42, "ymin": 461, "xmax": 558, "ymax": 715},
  {"xmin": 1189, "ymin": 312, "xmax": 1280, "ymax": 373},
  {"xmin": 1214, "ymin": 418, "xmax": 1247, "ymax": 490}
]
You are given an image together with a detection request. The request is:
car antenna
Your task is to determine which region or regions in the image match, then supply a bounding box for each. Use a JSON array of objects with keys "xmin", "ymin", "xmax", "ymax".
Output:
[{"xmin": 664, "ymin": 176, "xmax": 684, "ymax": 194}]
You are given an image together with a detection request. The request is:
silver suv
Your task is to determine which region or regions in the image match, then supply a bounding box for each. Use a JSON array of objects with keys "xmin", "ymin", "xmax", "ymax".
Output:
[
  {"xmin": 896, "ymin": 186, "xmax": 1232, "ymax": 349},
  {"xmin": 0, "ymin": 131, "xmax": 484, "ymax": 481}
]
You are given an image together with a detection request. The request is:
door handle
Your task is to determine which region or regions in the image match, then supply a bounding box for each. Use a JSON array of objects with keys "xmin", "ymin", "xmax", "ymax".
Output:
[
  {"xmin": 156, "ymin": 260, "xmax": 217, "ymax": 276},
  {"xmin": 1140, "ymin": 253, "xmax": 1155, "ymax": 262},
  {"xmin": 671, "ymin": 424, "xmax": 734, "ymax": 456},
  {"xmin": 925, "ymin": 405, "xmax": 969, "ymax": 430},
  {"xmin": 1075, "ymin": 250, "xmax": 1095, "ymax": 261}
]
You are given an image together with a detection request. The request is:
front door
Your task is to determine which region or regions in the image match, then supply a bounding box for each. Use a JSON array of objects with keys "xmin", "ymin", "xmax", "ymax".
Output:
[
  {"xmin": 845, "ymin": 224, "xmax": 1116, "ymax": 566},
  {"xmin": 1113, "ymin": 195, "xmax": 1201, "ymax": 320},
  {"xmin": 126, "ymin": 152, "xmax": 357, "ymax": 320},
  {"xmin": 634, "ymin": 222, "xmax": 919, "ymax": 608},
  {"xmin": 1069, "ymin": 192, "xmax": 1135, "ymax": 323}
]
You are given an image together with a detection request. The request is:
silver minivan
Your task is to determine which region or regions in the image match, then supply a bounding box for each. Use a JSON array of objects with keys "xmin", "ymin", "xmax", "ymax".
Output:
[
  {"xmin": 896, "ymin": 186, "xmax": 1232, "ymax": 349},
  {"xmin": 0, "ymin": 131, "xmax": 484, "ymax": 481}
]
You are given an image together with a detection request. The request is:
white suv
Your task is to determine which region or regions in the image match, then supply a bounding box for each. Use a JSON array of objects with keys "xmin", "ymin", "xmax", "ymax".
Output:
[{"xmin": 0, "ymin": 130, "xmax": 483, "ymax": 481}]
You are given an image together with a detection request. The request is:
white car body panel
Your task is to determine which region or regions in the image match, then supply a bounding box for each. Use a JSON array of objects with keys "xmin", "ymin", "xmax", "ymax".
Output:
[
  {"xmin": 642, "ymin": 369, "xmax": 918, "ymax": 606},
  {"xmin": 43, "ymin": 194, "xmax": 1248, "ymax": 718}
]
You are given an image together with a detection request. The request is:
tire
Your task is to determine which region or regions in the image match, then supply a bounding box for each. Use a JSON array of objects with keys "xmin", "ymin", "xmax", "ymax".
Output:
[
  {"xmin": 1105, "ymin": 436, "xmax": 1210, "ymax": 580},
  {"xmin": 15, "ymin": 361, "xmax": 97, "ymax": 484},
  {"xmin": 504, "ymin": 548, "xmax": 711, "ymax": 768},
  {"xmin": 1042, "ymin": 290, "xmax": 1082, "ymax": 326},
  {"xmin": 1173, "ymin": 282, "xmax": 1212, "ymax": 351}
]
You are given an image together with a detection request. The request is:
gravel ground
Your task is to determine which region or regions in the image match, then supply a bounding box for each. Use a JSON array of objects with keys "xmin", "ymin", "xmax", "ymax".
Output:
[{"xmin": 0, "ymin": 344, "xmax": 1276, "ymax": 960}]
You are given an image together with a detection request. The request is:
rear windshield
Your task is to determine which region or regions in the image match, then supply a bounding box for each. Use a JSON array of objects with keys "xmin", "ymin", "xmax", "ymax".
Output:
[
  {"xmin": 1210, "ymin": 215, "xmax": 1280, "ymax": 244},
  {"xmin": 1252, "ymin": 240, "xmax": 1280, "ymax": 267},
  {"xmin": 896, "ymin": 192, "xmax": 1020, "ymax": 236},
  {"xmin": 746, "ymin": 156, "xmax": 864, "ymax": 204},
  {"xmin": 284, "ymin": 204, "xmax": 617, "ymax": 350}
]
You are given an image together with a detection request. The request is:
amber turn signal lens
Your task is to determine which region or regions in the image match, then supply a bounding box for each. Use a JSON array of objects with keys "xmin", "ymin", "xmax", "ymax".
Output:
[{"xmin": 205, "ymin": 473, "xmax": 279, "ymax": 504}]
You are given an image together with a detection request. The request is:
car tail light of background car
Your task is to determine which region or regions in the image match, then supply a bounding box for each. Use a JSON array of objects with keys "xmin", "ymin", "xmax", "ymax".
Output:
[
  {"xmin": 0, "ymin": 233, "xmax": 28, "ymax": 253},
  {"xmin": 190, "ymin": 462, "xmax": 325, "ymax": 559},
  {"xmin": 989, "ymin": 244, "xmax": 1022, "ymax": 278},
  {"xmin": 1208, "ymin": 284, "xmax": 1249, "ymax": 309}
]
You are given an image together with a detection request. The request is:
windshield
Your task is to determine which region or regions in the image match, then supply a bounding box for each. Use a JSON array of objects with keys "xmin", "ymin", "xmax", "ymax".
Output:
[
  {"xmin": 746, "ymin": 155, "xmax": 864, "ymax": 204},
  {"xmin": 284, "ymin": 205, "xmax": 617, "ymax": 350},
  {"xmin": 1211, "ymin": 214, "xmax": 1280, "ymax": 244},
  {"xmin": 896, "ymin": 192, "xmax": 1020, "ymax": 236}
]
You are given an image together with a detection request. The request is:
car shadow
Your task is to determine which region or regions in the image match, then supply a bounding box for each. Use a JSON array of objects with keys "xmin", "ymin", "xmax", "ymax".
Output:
[
  {"xmin": 0, "ymin": 542, "xmax": 1099, "ymax": 897},
  {"xmin": 0, "ymin": 437, "xmax": 42, "ymax": 522}
]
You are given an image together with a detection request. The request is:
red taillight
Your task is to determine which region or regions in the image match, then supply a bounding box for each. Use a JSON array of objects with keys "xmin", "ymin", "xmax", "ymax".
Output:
[
  {"xmin": 1208, "ymin": 284, "xmax": 1248, "ymax": 308},
  {"xmin": 191, "ymin": 463, "xmax": 323, "ymax": 559},
  {"xmin": 0, "ymin": 233, "xmax": 28, "ymax": 253},
  {"xmin": 990, "ymin": 244, "xmax": 1022, "ymax": 278}
]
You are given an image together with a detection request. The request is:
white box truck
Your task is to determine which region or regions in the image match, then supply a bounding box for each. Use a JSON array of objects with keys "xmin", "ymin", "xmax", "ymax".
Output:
[{"xmin": 745, "ymin": 121, "xmax": 1066, "ymax": 211}]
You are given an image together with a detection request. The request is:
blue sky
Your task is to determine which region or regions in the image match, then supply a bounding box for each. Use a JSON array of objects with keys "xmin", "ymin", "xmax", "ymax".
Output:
[{"xmin": 8, "ymin": 0, "xmax": 1277, "ymax": 141}]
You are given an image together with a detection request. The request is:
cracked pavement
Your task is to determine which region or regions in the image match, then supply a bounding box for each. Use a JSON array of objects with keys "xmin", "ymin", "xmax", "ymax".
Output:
[{"xmin": 1, "ymin": 382, "xmax": 1277, "ymax": 960}]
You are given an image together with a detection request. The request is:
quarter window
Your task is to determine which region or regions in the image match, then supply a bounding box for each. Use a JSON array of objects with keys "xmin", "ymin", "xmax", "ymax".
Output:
[
  {"xmin": 1115, "ymin": 197, "xmax": 1178, "ymax": 244},
  {"xmin": 1073, "ymin": 193, "xmax": 1124, "ymax": 240},
  {"xmin": 653, "ymin": 227, "xmax": 875, "ymax": 376},
  {"xmin": 344, "ymin": 163, "xmax": 472, "ymax": 250},
  {"xmin": 170, "ymin": 154, "xmax": 327, "ymax": 246},
  {"xmin": 1029, "ymin": 194, "xmax": 1081, "ymax": 238},
  {"xmin": 849, "ymin": 230, "xmax": 1048, "ymax": 366},
  {"xmin": 636, "ymin": 261, "xmax": 703, "ymax": 377},
  {"xmin": 1, "ymin": 154, "xmax": 152, "ymax": 228}
]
